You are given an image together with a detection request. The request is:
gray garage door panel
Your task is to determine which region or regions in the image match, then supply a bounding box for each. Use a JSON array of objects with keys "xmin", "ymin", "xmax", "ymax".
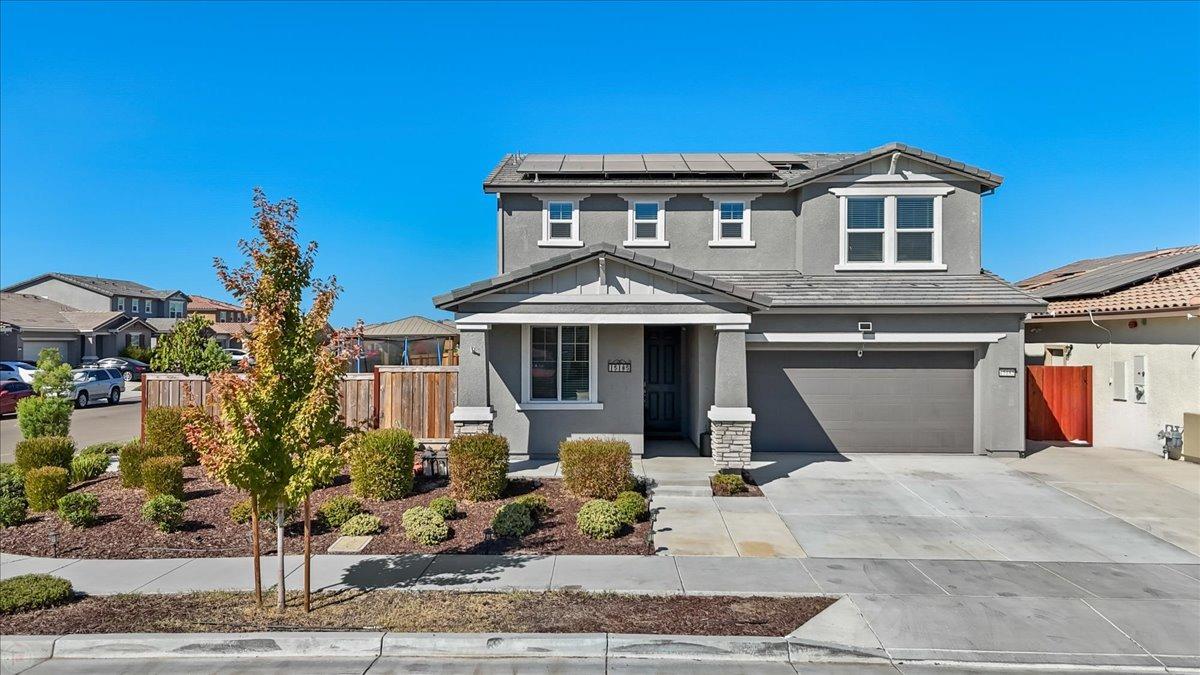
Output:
[{"xmin": 748, "ymin": 350, "xmax": 974, "ymax": 453}]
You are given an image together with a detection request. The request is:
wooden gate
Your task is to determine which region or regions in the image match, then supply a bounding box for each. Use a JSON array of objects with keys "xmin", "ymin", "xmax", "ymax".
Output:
[
  {"xmin": 1026, "ymin": 365, "xmax": 1092, "ymax": 444},
  {"xmin": 376, "ymin": 366, "xmax": 457, "ymax": 442}
]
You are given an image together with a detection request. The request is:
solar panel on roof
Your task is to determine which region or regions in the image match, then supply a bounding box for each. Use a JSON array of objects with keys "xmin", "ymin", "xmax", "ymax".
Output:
[
  {"xmin": 681, "ymin": 153, "xmax": 731, "ymax": 172},
  {"xmin": 642, "ymin": 154, "xmax": 689, "ymax": 171},
  {"xmin": 1033, "ymin": 251, "xmax": 1200, "ymax": 299},
  {"xmin": 516, "ymin": 155, "xmax": 564, "ymax": 172},
  {"xmin": 603, "ymin": 155, "xmax": 646, "ymax": 172},
  {"xmin": 558, "ymin": 155, "xmax": 604, "ymax": 172},
  {"xmin": 721, "ymin": 153, "xmax": 776, "ymax": 172}
]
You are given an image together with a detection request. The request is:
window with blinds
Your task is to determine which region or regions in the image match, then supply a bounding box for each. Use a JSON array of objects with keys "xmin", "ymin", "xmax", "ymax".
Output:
[
  {"xmin": 529, "ymin": 325, "xmax": 592, "ymax": 402},
  {"xmin": 896, "ymin": 197, "xmax": 934, "ymax": 262},
  {"xmin": 847, "ymin": 197, "xmax": 885, "ymax": 262},
  {"xmin": 548, "ymin": 202, "xmax": 574, "ymax": 239},
  {"xmin": 633, "ymin": 202, "xmax": 659, "ymax": 240},
  {"xmin": 718, "ymin": 202, "xmax": 745, "ymax": 239},
  {"xmin": 530, "ymin": 327, "xmax": 559, "ymax": 400}
]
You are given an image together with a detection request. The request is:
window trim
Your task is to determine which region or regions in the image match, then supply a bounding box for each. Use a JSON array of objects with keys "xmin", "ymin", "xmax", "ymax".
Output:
[
  {"xmin": 116, "ymin": 297, "xmax": 125, "ymax": 311},
  {"xmin": 831, "ymin": 186, "xmax": 952, "ymax": 271},
  {"xmin": 131, "ymin": 298, "xmax": 140, "ymax": 313},
  {"xmin": 519, "ymin": 324, "xmax": 602, "ymax": 410},
  {"xmin": 620, "ymin": 194, "xmax": 673, "ymax": 248},
  {"xmin": 168, "ymin": 299, "xmax": 185, "ymax": 318},
  {"xmin": 535, "ymin": 194, "xmax": 584, "ymax": 248},
  {"xmin": 705, "ymin": 193, "xmax": 758, "ymax": 247}
]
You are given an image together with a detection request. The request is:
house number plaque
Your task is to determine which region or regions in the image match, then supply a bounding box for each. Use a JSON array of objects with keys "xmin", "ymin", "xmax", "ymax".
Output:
[
  {"xmin": 607, "ymin": 359, "xmax": 632, "ymax": 373},
  {"xmin": 998, "ymin": 367, "xmax": 1017, "ymax": 378}
]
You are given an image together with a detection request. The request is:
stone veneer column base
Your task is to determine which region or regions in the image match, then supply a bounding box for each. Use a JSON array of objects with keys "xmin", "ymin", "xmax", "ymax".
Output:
[
  {"xmin": 450, "ymin": 406, "xmax": 494, "ymax": 437},
  {"xmin": 710, "ymin": 420, "xmax": 753, "ymax": 469},
  {"xmin": 452, "ymin": 420, "xmax": 493, "ymax": 436}
]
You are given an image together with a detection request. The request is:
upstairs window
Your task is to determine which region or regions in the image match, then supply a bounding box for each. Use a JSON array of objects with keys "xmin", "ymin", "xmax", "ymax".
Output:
[
  {"xmin": 537, "ymin": 195, "xmax": 584, "ymax": 247},
  {"xmin": 548, "ymin": 202, "xmax": 573, "ymax": 239},
  {"xmin": 832, "ymin": 187, "xmax": 952, "ymax": 270},
  {"xmin": 706, "ymin": 194, "xmax": 758, "ymax": 247},
  {"xmin": 634, "ymin": 203, "xmax": 659, "ymax": 239},
  {"xmin": 131, "ymin": 298, "xmax": 140, "ymax": 313},
  {"xmin": 620, "ymin": 195, "xmax": 671, "ymax": 247},
  {"xmin": 896, "ymin": 197, "xmax": 934, "ymax": 262},
  {"xmin": 524, "ymin": 325, "xmax": 597, "ymax": 405},
  {"xmin": 720, "ymin": 202, "xmax": 744, "ymax": 239},
  {"xmin": 168, "ymin": 299, "xmax": 185, "ymax": 318},
  {"xmin": 847, "ymin": 198, "xmax": 885, "ymax": 262},
  {"xmin": 116, "ymin": 297, "xmax": 125, "ymax": 311}
]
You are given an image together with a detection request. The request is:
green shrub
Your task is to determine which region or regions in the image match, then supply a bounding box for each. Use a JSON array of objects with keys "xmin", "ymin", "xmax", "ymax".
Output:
[
  {"xmin": 14, "ymin": 436, "xmax": 75, "ymax": 476},
  {"xmin": 141, "ymin": 455, "xmax": 184, "ymax": 499},
  {"xmin": 577, "ymin": 499, "xmax": 622, "ymax": 540},
  {"xmin": 513, "ymin": 494, "xmax": 550, "ymax": 521},
  {"xmin": 0, "ymin": 496, "xmax": 27, "ymax": 527},
  {"xmin": 559, "ymin": 438, "xmax": 633, "ymax": 500},
  {"xmin": 0, "ymin": 464, "xmax": 24, "ymax": 499},
  {"xmin": 447, "ymin": 433, "xmax": 509, "ymax": 501},
  {"xmin": 142, "ymin": 495, "xmax": 185, "ymax": 532},
  {"xmin": 340, "ymin": 513, "xmax": 383, "ymax": 536},
  {"xmin": 401, "ymin": 506, "xmax": 448, "ymax": 545},
  {"xmin": 428, "ymin": 496, "xmax": 458, "ymax": 520},
  {"xmin": 119, "ymin": 440, "xmax": 174, "ymax": 488},
  {"xmin": 613, "ymin": 491, "xmax": 648, "ymax": 525},
  {"xmin": 349, "ymin": 428, "xmax": 415, "ymax": 501},
  {"xmin": 16, "ymin": 396, "xmax": 72, "ymax": 439},
  {"xmin": 491, "ymin": 502, "xmax": 533, "ymax": 538},
  {"xmin": 79, "ymin": 442, "xmax": 123, "ymax": 458},
  {"xmin": 57, "ymin": 492, "xmax": 100, "ymax": 528},
  {"xmin": 70, "ymin": 452, "xmax": 110, "ymax": 484},
  {"xmin": 120, "ymin": 344, "xmax": 155, "ymax": 363},
  {"xmin": 143, "ymin": 407, "xmax": 199, "ymax": 465},
  {"xmin": 0, "ymin": 574, "xmax": 74, "ymax": 614},
  {"xmin": 317, "ymin": 496, "xmax": 364, "ymax": 528},
  {"xmin": 229, "ymin": 498, "xmax": 253, "ymax": 524},
  {"xmin": 712, "ymin": 472, "xmax": 747, "ymax": 495},
  {"xmin": 25, "ymin": 467, "xmax": 69, "ymax": 512}
]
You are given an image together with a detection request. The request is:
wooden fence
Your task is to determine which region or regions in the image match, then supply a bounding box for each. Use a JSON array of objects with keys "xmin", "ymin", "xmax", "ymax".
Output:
[
  {"xmin": 142, "ymin": 365, "xmax": 458, "ymax": 442},
  {"xmin": 1026, "ymin": 365, "xmax": 1093, "ymax": 444}
]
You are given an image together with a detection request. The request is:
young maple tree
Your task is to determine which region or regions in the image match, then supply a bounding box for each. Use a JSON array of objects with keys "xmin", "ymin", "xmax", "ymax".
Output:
[
  {"xmin": 150, "ymin": 314, "xmax": 232, "ymax": 375},
  {"xmin": 185, "ymin": 188, "xmax": 358, "ymax": 610}
]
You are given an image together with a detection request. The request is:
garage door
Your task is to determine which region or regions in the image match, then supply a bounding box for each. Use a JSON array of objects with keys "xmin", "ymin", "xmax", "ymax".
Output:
[
  {"xmin": 22, "ymin": 340, "xmax": 72, "ymax": 363},
  {"xmin": 748, "ymin": 350, "xmax": 974, "ymax": 453}
]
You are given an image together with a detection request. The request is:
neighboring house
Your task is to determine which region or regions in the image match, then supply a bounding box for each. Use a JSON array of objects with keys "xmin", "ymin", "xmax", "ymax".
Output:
[
  {"xmin": 0, "ymin": 292, "xmax": 156, "ymax": 363},
  {"xmin": 1020, "ymin": 245, "xmax": 1200, "ymax": 454},
  {"xmin": 359, "ymin": 315, "xmax": 458, "ymax": 369},
  {"xmin": 1, "ymin": 272, "xmax": 190, "ymax": 350},
  {"xmin": 434, "ymin": 143, "xmax": 1045, "ymax": 466},
  {"xmin": 188, "ymin": 294, "xmax": 252, "ymax": 348}
]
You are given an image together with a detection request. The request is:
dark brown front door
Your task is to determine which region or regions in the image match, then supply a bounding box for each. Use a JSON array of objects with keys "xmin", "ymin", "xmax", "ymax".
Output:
[{"xmin": 644, "ymin": 326, "xmax": 681, "ymax": 435}]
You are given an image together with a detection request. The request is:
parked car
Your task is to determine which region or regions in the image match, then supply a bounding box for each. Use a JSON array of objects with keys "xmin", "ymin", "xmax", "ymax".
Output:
[
  {"xmin": 68, "ymin": 368, "xmax": 126, "ymax": 408},
  {"xmin": 0, "ymin": 381, "xmax": 35, "ymax": 415},
  {"xmin": 224, "ymin": 348, "xmax": 253, "ymax": 365},
  {"xmin": 0, "ymin": 361, "xmax": 36, "ymax": 384},
  {"xmin": 95, "ymin": 356, "xmax": 151, "ymax": 382}
]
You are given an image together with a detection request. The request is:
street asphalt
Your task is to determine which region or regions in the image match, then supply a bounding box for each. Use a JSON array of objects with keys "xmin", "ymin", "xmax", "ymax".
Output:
[{"xmin": 0, "ymin": 386, "xmax": 141, "ymax": 463}]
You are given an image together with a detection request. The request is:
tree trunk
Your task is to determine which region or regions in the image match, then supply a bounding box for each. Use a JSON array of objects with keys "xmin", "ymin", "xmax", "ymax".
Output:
[
  {"xmin": 276, "ymin": 502, "xmax": 286, "ymax": 610},
  {"xmin": 303, "ymin": 495, "xmax": 312, "ymax": 613},
  {"xmin": 250, "ymin": 494, "xmax": 262, "ymax": 608}
]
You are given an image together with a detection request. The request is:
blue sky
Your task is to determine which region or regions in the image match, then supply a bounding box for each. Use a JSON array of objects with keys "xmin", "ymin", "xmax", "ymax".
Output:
[{"xmin": 2, "ymin": 1, "xmax": 1197, "ymax": 326}]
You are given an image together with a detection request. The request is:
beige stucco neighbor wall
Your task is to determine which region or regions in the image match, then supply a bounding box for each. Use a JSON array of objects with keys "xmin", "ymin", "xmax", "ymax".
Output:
[{"xmin": 1026, "ymin": 315, "xmax": 1200, "ymax": 454}]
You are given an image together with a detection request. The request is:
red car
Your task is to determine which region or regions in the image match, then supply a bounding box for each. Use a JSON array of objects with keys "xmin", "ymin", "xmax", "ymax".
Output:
[{"xmin": 0, "ymin": 381, "xmax": 34, "ymax": 416}]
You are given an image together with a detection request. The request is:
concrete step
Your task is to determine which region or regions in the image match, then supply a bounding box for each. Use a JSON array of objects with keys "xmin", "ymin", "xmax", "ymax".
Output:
[{"xmin": 651, "ymin": 485, "xmax": 713, "ymax": 498}]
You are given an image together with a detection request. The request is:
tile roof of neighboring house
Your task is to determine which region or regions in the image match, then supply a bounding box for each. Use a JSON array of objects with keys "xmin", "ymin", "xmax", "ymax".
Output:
[
  {"xmin": 434, "ymin": 243, "xmax": 773, "ymax": 310},
  {"xmin": 145, "ymin": 317, "xmax": 181, "ymax": 333},
  {"xmin": 0, "ymin": 292, "xmax": 125, "ymax": 332},
  {"xmin": 704, "ymin": 271, "xmax": 1044, "ymax": 308},
  {"xmin": 1018, "ymin": 245, "xmax": 1200, "ymax": 317},
  {"xmin": 208, "ymin": 322, "xmax": 253, "ymax": 337},
  {"xmin": 362, "ymin": 316, "xmax": 459, "ymax": 338},
  {"xmin": 1, "ymin": 272, "xmax": 188, "ymax": 301},
  {"xmin": 484, "ymin": 142, "xmax": 1002, "ymax": 190},
  {"xmin": 187, "ymin": 294, "xmax": 243, "ymax": 312}
]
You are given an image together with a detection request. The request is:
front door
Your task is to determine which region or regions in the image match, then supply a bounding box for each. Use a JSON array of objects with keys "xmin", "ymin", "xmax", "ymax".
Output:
[{"xmin": 644, "ymin": 326, "xmax": 682, "ymax": 435}]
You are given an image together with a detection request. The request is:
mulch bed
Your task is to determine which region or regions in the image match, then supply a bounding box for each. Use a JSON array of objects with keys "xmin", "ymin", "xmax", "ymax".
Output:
[
  {"xmin": 711, "ymin": 471, "xmax": 764, "ymax": 497},
  {"xmin": 0, "ymin": 468, "xmax": 652, "ymax": 559},
  {"xmin": 0, "ymin": 590, "xmax": 835, "ymax": 636}
]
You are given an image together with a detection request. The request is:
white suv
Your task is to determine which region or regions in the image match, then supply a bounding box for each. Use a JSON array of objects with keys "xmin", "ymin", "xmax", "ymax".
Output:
[{"xmin": 69, "ymin": 368, "xmax": 126, "ymax": 408}]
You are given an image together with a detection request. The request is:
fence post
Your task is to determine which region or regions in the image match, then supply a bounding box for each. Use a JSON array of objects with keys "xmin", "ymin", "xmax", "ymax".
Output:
[{"xmin": 371, "ymin": 366, "xmax": 381, "ymax": 429}]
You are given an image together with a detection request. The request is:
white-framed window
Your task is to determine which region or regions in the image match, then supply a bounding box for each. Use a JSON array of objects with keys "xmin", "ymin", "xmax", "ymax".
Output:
[
  {"xmin": 131, "ymin": 298, "xmax": 140, "ymax": 313},
  {"xmin": 535, "ymin": 194, "xmax": 584, "ymax": 247},
  {"xmin": 831, "ymin": 186, "xmax": 953, "ymax": 270},
  {"xmin": 705, "ymin": 193, "xmax": 758, "ymax": 247},
  {"xmin": 168, "ymin": 299, "xmax": 185, "ymax": 318},
  {"xmin": 218, "ymin": 311, "xmax": 227, "ymax": 322},
  {"xmin": 116, "ymin": 296, "xmax": 125, "ymax": 311},
  {"xmin": 620, "ymin": 194, "xmax": 672, "ymax": 247},
  {"xmin": 519, "ymin": 324, "xmax": 601, "ymax": 410}
]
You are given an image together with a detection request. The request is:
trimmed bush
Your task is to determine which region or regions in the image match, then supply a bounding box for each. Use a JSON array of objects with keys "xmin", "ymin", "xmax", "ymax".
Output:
[
  {"xmin": 16, "ymin": 396, "xmax": 72, "ymax": 440},
  {"xmin": 25, "ymin": 467, "xmax": 69, "ymax": 512},
  {"xmin": 559, "ymin": 438, "xmax": 633, "ymax": 500},
  {"xmin": 513, "ymin": 494, "xmax": 550, "ymax": 521},
  {"xmin": 143, "ymin": 407, "xmax": 199, "ymax": 465},
  {"xmin": 318, "ymin": 496, "xmax": 364, "ymax": 528},
  {"xmin": 491, "ymin": 502, "xmax": 533, "ymax": 538},
  {"xmin": 349, "ymin": 428, "xmax": 416, "ymax": 501},
  {"xmin": 142, "ymin": 494, "xmax": 185, "ymax": 533},
  {"xmin": 70, "ymin": 452, "xmax": 110, "ymax": 484},
  {"xmin": 14, "ymin": 436, "xmax": 75, "ymax": 476},
  {"xmin": 119, "ymin": 440, "xmax": 174, "ymax": 488},
  {"xmin": 613, "ymin": 491, "xmax": 648, "ymax": 525},
  {"xmin": 57, "ymin": 492, "xmax": 100, "ymax": 528},
  {"xmin": 0, "ymin": 463, "xmax": 24, "ymax": 499},
  {"xmin": 577, "ymin": 499, "xmax": 622, "ymax": 540},
  {"xmin": 0, "ymin": 574, "xmax": 74, "ymax": 614},
  {"xmin": 340, "ymin": 513, "xmax": 383, "ymax": 536},
  {"xmin": 0, "ymin": 496, "xmax": 27, "ymax": 528},
  {"xmin": 712, "ymin": 472, "xmax": 747, "ymax": 495},
  {"xmin": 447, "ymin": 433, "xmax": 509, "ymax": 501},
  {"xmin": 79, "ymin": 442, "xmax": 122, "ymax": 458},
  {"xmin": 141, "ymin": 455, "xmax": 185, "ymax": 499},
  {"xmin": 229, "ymin": 498, "xmax": 253, "ymax": 524},
  {"xmin": 401, "ymin": 507, "xmax": 448, "ymax": 545},
  {"xmin": 428, "ymin": 496, "xmax": 458, "ymax": 520}
]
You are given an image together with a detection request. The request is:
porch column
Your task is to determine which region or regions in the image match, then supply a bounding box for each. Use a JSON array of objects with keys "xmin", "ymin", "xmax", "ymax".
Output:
[
  {"xmin": 708, "ymin": 324, "xmax": 754, "ymax": 470},
  {"xmin": 82, "ymin": 334, "xmax": 98, "ymax": 361},
  {"xmin": 451, "ymin": 324, "xmax": 494, "ymax": 436}
]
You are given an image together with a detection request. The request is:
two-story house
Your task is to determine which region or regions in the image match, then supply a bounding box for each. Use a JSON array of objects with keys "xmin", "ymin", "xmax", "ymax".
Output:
[
  {"xmin": 187, "ymin": 294, "xmax": 252, "ymax": 348},
  {"xmin": 1, "ymin": 273, "xmax": 190, "ymax": 361},
  {"xmin": 434, "ymin": 143, "xmax": 1045, "ymax": 467}
]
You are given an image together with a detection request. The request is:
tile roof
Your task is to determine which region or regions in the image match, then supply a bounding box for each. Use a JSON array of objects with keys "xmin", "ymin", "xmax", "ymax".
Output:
[
  {"xmin": 1, "ymin": 272, "xmax": 187, "ymax": 301},
  {"xmin": 187, "ymin": 294, "xmax": 243, "ymax": 312},
  {"xmin": 145, "ymin": 317, "xmax": 181, "ymax": 332},
  {"xmin": 208, "ymin": 322, "xmax": 253, "ymax": 337},
  {"xmin": 704, "ymin": 271, "xmax": 1044, "ymax": 308},
  {"xmin": 362, "ymin": 316, "xmax": 458, "ymax": 338},
  {"xmin": 0, "ymin": 293, "xmax": 124, "ymax": 331},
  {"xmin": 1018, "ymin": 245, "xmax": 1200, "ymax": 316}
]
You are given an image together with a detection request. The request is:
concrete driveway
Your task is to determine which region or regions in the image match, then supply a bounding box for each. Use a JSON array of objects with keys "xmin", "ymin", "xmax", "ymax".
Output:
[
  {"xmin": 748, "ymin": 447, "xmax": 1199, "ymax": 563},
  {"xmin": 0, "ymin": 386, "xmax": 141, "ymax": 463}
]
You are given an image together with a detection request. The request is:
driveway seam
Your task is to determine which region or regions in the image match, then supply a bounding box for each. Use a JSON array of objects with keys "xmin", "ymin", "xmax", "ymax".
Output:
[
  {"xmin": 1030, "ymin": 561, "xmax": 1100, "ymax": 598},
  {"xmin": 904, "ymin": 560, "xmax": 952, "ymax": 596},
  {"xmin": 1079, "ymin": 597, "xmax": 1166, "ymax": 669}
]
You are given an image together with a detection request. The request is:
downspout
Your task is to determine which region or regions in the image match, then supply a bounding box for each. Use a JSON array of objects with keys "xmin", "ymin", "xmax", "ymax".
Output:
[
  {"xmin": 496, "ymin": 195, "xmax": 504, "ymax": 274},
  {"xmin": 1088, "ymin": 309, "xmax": 1112, "ymax": 392}
]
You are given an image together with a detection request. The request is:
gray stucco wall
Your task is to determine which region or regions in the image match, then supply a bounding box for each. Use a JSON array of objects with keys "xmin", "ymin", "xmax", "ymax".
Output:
[
  {"xmin": 488, "ymin": 323, "xmax": 646, "ymax": 457},
  {"xmin": 9, "ymin": 279, "xmax": 109, "ymax": 311}
]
